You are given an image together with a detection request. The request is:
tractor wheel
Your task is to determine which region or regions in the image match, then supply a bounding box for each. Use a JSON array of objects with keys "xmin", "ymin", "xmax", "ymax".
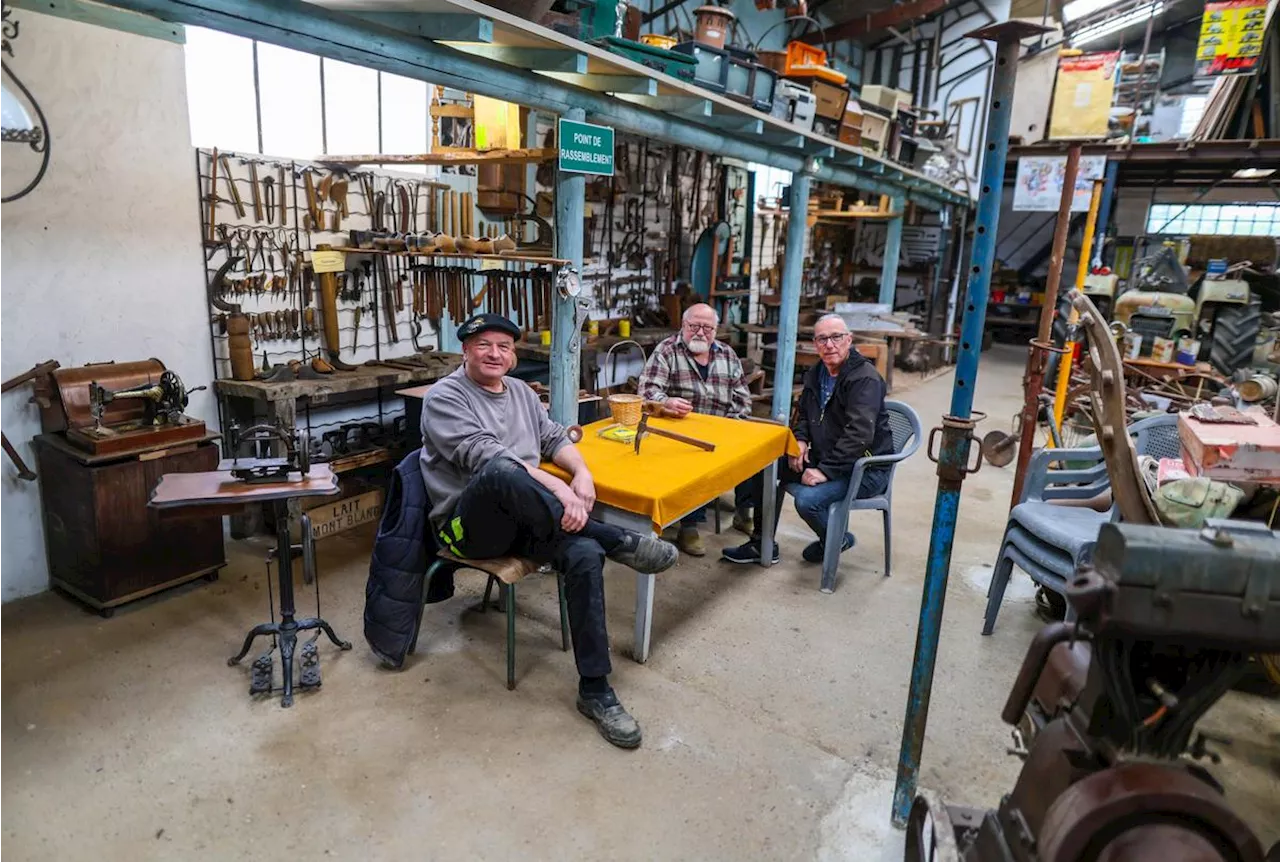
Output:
[{"xmin": 1208, "ymin": 300, "xmax": 1261, "ymax": 375}]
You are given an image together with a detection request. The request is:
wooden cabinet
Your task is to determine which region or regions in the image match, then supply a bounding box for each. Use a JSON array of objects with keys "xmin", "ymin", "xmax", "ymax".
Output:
[{"xmin": 34, "ymin": 436, "xmax": 225, "ymax": 615}]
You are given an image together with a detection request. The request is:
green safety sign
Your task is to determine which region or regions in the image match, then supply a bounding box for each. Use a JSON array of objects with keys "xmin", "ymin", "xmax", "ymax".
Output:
[{"xmin": 558, "ymin": 118, "xmax": 614, "ymax": 176}]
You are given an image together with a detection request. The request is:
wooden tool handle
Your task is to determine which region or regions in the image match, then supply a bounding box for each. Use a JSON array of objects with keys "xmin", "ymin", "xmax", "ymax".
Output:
[{"xmin": 646, "ymin": 425, "xmax": 716, "ymax": 451}]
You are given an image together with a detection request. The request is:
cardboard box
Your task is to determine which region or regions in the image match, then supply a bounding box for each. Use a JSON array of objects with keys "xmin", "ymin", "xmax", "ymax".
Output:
[
  {"xmin": 810, "ymin": 78, "xmax": 850, "ymax": 121},
  {"xmin": 859, "ymin": 84, "xmax": 910, "ymax": 112},
  {"xmin": 1178, "ymin": 409, "xmax": 1280, "ymax": 484},
  {"xmin": 839, "ymin": 98, "xmax": 865, "ymax": 146},
  {"xmin": 860, "ymin": 111, "xmax": 889, "ymax": 152}
]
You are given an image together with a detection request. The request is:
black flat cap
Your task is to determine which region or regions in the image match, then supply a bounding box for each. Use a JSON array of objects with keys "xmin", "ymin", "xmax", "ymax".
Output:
[{"xmin": 457, "ymin": 313, "xmax": 521, "ymax": 342}]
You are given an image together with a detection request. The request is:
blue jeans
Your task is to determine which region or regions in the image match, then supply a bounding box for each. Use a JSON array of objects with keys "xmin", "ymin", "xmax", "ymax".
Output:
[{"xmin": 747, "ymin": 459, "xmax": 891, "ymax": 543}]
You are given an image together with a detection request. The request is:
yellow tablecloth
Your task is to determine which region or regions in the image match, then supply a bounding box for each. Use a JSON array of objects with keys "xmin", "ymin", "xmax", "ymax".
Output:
[{"xmin": 544, "ymin": 414, "xmax": 799, "ymax": 532}]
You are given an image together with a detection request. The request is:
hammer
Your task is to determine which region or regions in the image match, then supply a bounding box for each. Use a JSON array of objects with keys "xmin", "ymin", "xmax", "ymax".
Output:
[{"xmin": 634, "ymin": 413, "xmax": 716, "ymax": 454}]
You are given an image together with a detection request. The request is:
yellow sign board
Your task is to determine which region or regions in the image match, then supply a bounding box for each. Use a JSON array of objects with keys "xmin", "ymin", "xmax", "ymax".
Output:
[
  {"xmin": 1195, "ymin": 0, "xmax": 1268, "ymax": 77},
  {"xmin": 1048, "ymin": 51, "xmax": 1119, "ymax": 140}
]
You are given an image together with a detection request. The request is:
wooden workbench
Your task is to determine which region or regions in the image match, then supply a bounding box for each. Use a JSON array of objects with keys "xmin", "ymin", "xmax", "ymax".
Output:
[{"xmin": 214, "ymin": 356, "xmax": 461, "ymax": 533}]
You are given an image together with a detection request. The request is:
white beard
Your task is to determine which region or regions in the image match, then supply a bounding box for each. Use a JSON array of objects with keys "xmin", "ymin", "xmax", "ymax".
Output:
[{"xmin": 685, "ymin": 335, "xmax": 711, "ymax": 354}]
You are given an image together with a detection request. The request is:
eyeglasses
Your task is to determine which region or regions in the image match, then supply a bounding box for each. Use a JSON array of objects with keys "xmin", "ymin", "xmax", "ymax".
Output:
[
  {"xmin": 684, "ymin": 323, "xmax": 716, "ymax": 335},
  {"xmin": 814, "ymin": 333, "xmax": 849, "ymax": 347}
]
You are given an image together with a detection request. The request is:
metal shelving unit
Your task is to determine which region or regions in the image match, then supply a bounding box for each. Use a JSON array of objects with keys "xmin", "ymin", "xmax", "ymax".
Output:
[{"xmin": 106, "ymin": 0, "xmax": 967, "ymax": 211}]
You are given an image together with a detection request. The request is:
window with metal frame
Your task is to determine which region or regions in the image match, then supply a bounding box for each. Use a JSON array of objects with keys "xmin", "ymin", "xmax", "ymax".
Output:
[
  {"xmin": 1146, "ymin": 202, "xmax": 1280, "ymax": 237},
  {"xmin": 183, "ymin": 26, "xmax": 430, "ymax": 160}
]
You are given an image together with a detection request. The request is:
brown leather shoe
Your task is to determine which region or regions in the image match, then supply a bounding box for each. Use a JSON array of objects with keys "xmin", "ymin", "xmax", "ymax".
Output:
[{"xmin": 677, "ymin": 526, "xmax": 706, "ymax": 557}]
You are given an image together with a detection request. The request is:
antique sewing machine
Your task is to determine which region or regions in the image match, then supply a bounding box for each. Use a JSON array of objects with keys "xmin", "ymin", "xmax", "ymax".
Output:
[
  {"xmin": 906, "ymin": 522, "xmax": 1280, "ymax": 862},
  {"xmin": 87, "ymin": 369, "xmax": 202, "ymax": 431},
  {"xmin": 33, "ymin": 359, "xmax": 208, "ymax": 457},
  {"xmin": 30, "ymin": 359, "xmax": 223, "ymax": 615},
  {"xmin": 224, "ymin": 420, "xmax": 311, "ymax": 483},
  {"xmin": 150, "ymin": 419, "xmax": 350, "ymax": 707}
]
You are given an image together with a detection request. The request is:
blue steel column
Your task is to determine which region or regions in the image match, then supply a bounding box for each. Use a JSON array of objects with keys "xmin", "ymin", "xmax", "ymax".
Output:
[
  {"xmin": 551, "ymin": 107, "xmax": 586, "ymax": 426},
  {"xmin": 890, "ymin": 24, "xmax": 1044, "ymax": 827},
  {"xmin": 879, "ymin": 194, "xmax": 905, "ymax": 307},
  {"xmin": 771, "ymin": 172, "xmax": 813, "ymax": 423},
  {"xmin": 1092, "ymin": 161, "xmax": 1119, "ymax": 266}
]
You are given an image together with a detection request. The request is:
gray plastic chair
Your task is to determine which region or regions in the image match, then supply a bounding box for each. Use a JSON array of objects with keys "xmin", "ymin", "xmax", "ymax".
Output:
[
  {"xmin": 982, "ymin": 412, "xmax": 1179, "ymax": 634},
  {"xmin": 791, "ymin": 400, "xmax": 922, "ymax": 594}
]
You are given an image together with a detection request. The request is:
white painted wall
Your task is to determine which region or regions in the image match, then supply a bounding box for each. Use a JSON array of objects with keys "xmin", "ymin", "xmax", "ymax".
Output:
[{"xmin": 1, "ymin": 11, "xmax": 215, "ymax": 601}]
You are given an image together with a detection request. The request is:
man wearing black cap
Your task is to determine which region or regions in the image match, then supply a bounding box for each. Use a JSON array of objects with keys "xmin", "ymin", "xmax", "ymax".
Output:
[{"xmin": 420, "ymin": 313, "xmax": 678, "ymax": 748}]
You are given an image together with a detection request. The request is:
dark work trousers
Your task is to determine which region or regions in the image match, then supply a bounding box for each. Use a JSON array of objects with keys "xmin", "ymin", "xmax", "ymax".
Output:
[
  {"xmin": 448, "ymin": 458, "xmax": 628, "ymax": 679},
  {"xmin": 744, "ymin": 459, "xmax": 891, "ymax": 543}
]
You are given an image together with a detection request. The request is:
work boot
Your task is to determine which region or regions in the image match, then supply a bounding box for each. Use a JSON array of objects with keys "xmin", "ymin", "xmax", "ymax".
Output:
[
  {"xmin": 721, "ymin": 539, "xmax": 780, "ymax": 565},
  {"xmin": 802, "ymin": 532, "xmax": 855, "ymax": 563},
  {"xmin": 608, "ymin": 534, "xmax": 679, "ymax": 574},
  {"xmin": 677, "ymin": 526, "xmax": 705, "ymax": 556},
  {"xmin": 731, "ymin": 509, "xmax": 754, "ymax": 536},
  {"xmin": 577, "ymin": 689, "xmax": 642, "ymax": 749}
]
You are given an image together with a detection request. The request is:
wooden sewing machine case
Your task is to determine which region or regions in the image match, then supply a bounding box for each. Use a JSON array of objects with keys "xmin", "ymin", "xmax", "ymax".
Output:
[
  {"xmin": 30, "ymin": 359, "xmax": 224, "ymax": 615},
  {"xmin": 34, "ymin": 358, "xmax": 207, "ymax": 456}
]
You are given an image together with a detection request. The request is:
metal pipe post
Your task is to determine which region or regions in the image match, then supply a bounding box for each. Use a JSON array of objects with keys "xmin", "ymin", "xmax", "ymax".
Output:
[
  {"xmin": 1093, "ymin": 161, "xmax": 1119, "ymax": 266},
  {"xmin": 926, "ymin": 206, "xmax": 951, "ymax": 336},
  {"xmin": 890, "ymin": 21, "xmax": 1046, "ymax": 828},
  {"xmin": 551, "ymin": 107, "xmax": 586, "ymax": 427},
  {"xmin": 1009, "ymin": 144, "xmax": 1080, "ymax": 505},
  {"xmin": 1051, "ymin": 178, "xmax": 1103, "ymax": 429},
  {"xmin": 770, "ymin": 172, "xmax": 813, "ymax": 423},
  {"xmin": 942, "ymin": 206, "xmax": 968, "ymax": 362},
  {"xmin": 879, "ymin": 194, "xmax": 906, "ymax": 307}
]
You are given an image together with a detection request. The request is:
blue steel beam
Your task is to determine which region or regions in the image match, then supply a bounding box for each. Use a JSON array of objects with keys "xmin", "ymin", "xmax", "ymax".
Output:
[
  {"xmin": 348, "ymin": 11, "xmax": 492, "ymax": 43},
  {"xmin": 890, "ymin": 21, "xmax": 1047, "ymax": 828},
  {"xmin": 551, "ymin": 108, "xmax": 587, "ymax": 427},
  {"xmin": 879, "ymin": 194, "xmax": 905, "ymax": 307},
  {"xmin": 770, "ymin": 173, "xmax": 813, "ymax": 423},
  {"xmin": 95, "ymin": 0, "xmax": 963, "ymax": 209}
]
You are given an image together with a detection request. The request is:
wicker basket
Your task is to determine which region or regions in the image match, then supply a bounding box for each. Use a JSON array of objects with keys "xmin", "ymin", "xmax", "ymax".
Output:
[{"xmin": 607, "ymin": 394, "xmax": 643, "ymax": 427}]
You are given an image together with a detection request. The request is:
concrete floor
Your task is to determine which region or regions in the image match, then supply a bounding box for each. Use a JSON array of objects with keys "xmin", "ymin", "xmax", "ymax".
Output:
[{"xmin": 3, "ymin": 346, "xmax": 1277, "ymax": 860}]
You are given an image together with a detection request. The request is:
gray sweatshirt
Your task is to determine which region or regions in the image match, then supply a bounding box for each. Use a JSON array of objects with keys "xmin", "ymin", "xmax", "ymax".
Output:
[{"xmin": 419, "ymin": 366, "xmax": 570, "ymax": 529}]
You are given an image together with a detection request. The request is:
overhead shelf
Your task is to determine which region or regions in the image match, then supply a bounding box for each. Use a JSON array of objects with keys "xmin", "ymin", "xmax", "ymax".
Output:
[
  {"xmin": 1007, "ymin": 138, "xmax": 1280, "ymax": 187},
  {"xmin": 306, "ymin": 0, "xmax": 967, "ymax": 208}
]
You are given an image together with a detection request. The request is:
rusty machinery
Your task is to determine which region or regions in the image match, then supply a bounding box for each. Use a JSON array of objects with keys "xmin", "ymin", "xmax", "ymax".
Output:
[{"xmin": 907, "ymin": 521, "xmax": 1280, "ymax": 862}]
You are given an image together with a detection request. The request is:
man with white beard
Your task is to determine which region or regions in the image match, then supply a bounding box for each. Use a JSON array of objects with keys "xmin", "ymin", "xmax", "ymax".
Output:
[{"xmin": 637, "ymin": 303, "xmax": 753, "ymax": 556}]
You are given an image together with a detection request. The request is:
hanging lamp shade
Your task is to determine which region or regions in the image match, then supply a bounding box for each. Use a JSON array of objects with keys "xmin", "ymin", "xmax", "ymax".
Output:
[{"xmin": 1, "ymin": 81, "xmax": 34, "ymax": 135}]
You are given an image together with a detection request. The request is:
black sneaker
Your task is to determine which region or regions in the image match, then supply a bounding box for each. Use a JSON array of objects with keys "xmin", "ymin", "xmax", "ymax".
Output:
[
  {"xmin": 801, "ymin": 532, "xmax": 855, "ymax": 563},
  {"xmin": 608, "ymin": 534, "xmax": 679, "ymax": 574},
  {"xmin": 721, "ymin": 540, "xmax": 781, "ymax": 565},
  {"xmin": 576, "ymin": 689, "xmax": 642, "ymax": 749}
]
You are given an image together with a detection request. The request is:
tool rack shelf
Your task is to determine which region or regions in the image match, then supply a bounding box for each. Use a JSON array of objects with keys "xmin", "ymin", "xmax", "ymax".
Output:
[
  {"xmin": 332, "ymin": 248, "xmax": 570, "ymax": 267},
  {"xmin": 214, "ymin": 359, "xmax": 462, "ymax": 406}
]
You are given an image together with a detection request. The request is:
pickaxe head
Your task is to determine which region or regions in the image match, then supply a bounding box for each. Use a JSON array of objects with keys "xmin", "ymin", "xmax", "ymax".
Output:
[{"xmin": 633, "ymin": 412, "xmax": 649, "ymax": 455}]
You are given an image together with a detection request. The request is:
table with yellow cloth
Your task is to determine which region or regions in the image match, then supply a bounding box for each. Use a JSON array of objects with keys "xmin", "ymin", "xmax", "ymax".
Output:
[{"xmin": 544, "ymin": 413, "xmax": 798, "ymax": 663}]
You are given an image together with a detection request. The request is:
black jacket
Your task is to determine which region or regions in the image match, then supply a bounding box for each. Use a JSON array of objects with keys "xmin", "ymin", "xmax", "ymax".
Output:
[
  {"xmin": 363, "ymin": 450, "xmax": 455, "ymax": 669},
  {"xmin": 793, "ymin": 351, "xmax": 893, "ymax": 479}
]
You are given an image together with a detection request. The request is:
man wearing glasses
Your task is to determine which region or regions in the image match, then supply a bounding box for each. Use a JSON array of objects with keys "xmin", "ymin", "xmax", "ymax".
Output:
[
  {"xmin": 638, "ymin": 303, "xmax": 754, "ymax": 556},
  {"xmin": 420, "ymin": 314, "xmax": 678, "ymax": 748},
  {"xmin": 723, "ymin": 314, "xmax": 893, "ymax": 565}
]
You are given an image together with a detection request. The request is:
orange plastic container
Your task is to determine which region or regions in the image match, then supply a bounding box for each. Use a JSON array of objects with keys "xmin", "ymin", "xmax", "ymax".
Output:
[{"xmin": 783, "ymin": 40, "xmax": 848, "ymax": 84}]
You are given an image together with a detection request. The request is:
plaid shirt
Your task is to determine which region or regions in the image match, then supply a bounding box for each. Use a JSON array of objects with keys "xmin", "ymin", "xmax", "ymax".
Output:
[{"xmin": 638, "ymin": 335, "xmax": 752, "ymax": 419}]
